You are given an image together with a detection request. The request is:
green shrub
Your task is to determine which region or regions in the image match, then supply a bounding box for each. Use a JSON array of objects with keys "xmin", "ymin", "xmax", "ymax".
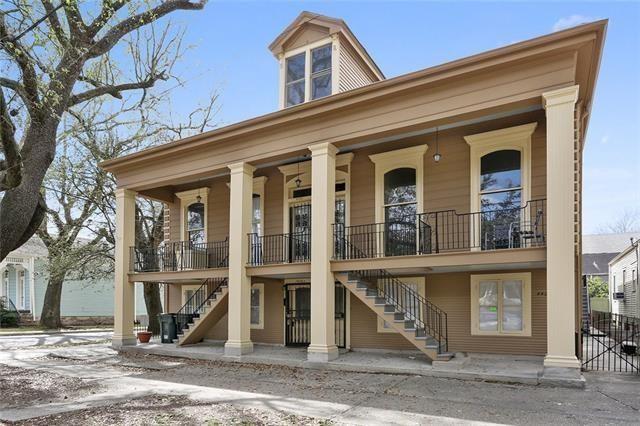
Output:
[{"xmin": 0, "ymin": 310, "xmax": 18, "ymax": 328}]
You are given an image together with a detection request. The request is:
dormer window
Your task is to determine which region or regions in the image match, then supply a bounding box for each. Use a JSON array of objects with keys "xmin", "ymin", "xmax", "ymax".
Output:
[
  {"xmin": 285, "ymin": 43, "xmax": 333, "ymax": 107},
  {"xmin": 286, "ymin": 52, "xmax": 306, "ymax": 107},
  {"xmin": 311, "ymin": 44, "xmax": 332, "ymax": 100}
]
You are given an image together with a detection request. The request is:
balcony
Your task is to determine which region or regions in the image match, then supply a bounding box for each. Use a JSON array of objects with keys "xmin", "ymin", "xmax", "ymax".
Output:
[
  {"xmin": 130, "ymin": 239, "xmax": 229, "ymax": 273},
  {"xmin": 247, "ymin": 232, "xmax": 311, "ymax": 266},
  {"xmin": 333, "ymin": 199, "xmax": 546, "ymax": 260}
]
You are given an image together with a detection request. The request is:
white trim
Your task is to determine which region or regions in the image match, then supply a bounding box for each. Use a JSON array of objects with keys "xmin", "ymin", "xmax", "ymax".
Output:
[
  {"xmin": 377, "ymin": 276, "xmax": 426, "ymax": 333},
  {"xmin": 250, "ymin": 283, "xmax": 265, "ymax": 329},
  {"xmin": 181, "ymin": 284, "xmax": 201, "ymax": 306},
  {"xmin": 369, "ymin": 144, "xmax": 428, "ymax": 224},
  {"xmin": 464, "ymin": 123, "xmax": 537, "ymax": 214},
  {"xmin": 17, "ymin": 269, "xmax": 26, "ymax": 310},
  {"xmin": 470, "ymin": 272, "xmax": 532, "ymax": 337},
  {"xmin": 252, "ymin": 177, "xmax": 268, "ymax": 237},
  {"xmin": 176, "ymin": 187, "xmax": 210, "ymax": 242}
]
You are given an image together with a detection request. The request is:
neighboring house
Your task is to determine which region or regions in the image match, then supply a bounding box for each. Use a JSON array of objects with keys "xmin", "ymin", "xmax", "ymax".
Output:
[
  {"xmin": 101, "ymin": 12, "xmax": 606, "ymax": 378},
  {"xmin": 610, "ymin": 238, "xmax": 640, "ymax": 318},
  {"xmin": 582, "ymin": 233, "xmax": 638, "ymax": 284},
  {"xmin": 0, "ymin": 236, "xmax": 147, "ymax": 325}
]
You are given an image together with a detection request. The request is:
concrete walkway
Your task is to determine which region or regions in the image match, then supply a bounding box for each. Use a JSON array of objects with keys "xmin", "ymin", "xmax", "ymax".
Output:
[{"xmin": 122, "ymin": 341, "xmax": 572, "ymax": 387}]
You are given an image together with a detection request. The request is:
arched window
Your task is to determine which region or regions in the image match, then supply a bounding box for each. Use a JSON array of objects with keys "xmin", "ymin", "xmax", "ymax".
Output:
[
  {"xmin": 384, "ymin": 168, "xmax": 417, "ymax": 222},
  {"xmin": 186, "ymin": 202, "xmax": 205, "ymax": 244},
  {"xmin": 479, "ymin": 150, "xmax": 522, "ymax": 211},
  {"xmin": 383, "ymin": 168, "xmax": 417, "ymax": 256}
]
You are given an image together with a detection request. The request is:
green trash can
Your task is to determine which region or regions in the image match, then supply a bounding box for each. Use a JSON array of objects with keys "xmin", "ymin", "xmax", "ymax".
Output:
[{"xmin": 159, "ymin": 313, "xmax": 177, "ymax": 343}]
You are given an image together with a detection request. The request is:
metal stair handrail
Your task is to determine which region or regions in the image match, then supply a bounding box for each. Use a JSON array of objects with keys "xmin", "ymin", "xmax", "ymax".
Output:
[
  {"xmin": 175, "ymin": 277, "xmax": 227, "ymax": 334},
  {"xmin": 335, "ymin": 232, "xmax": 448, "ymax": 353},
  {"xmin": 0, "ymin": 296, "xmax": 20, "ymax": 327}
]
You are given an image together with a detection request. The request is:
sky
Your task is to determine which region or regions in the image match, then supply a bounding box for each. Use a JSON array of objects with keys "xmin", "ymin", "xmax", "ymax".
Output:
[{"xmin": 164, "ymin": 0, "xmax": 640, "ymax": 235}]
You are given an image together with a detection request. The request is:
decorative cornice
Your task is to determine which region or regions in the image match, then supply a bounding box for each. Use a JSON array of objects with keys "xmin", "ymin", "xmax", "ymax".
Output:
[
  {"xmin": 368, "ymin": 144, "xmax": 428, "ymax": 164},
  {"xmin": 464, "ymin": 123, "xmax": 538, "ymax": 147},
  {"xmin": 175, "ymin": 187, "xmax": 210, "ymax": 200},
  {"xmin": 228, "ymin": 162, "xmax": 256, "ymax": 175},
  {"xmin": 542, "ymin": 85, "xmax": 579, "ymax": 108}
]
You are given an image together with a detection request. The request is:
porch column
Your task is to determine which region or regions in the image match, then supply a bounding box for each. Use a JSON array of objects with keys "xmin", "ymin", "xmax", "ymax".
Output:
[
  {"xmin": 308, "ymin": 142, "xmax": 339, "ymax": 362},
  {"xmin": 542, "ymin": 85, "xmax": 581, "ymax": 370},
  {"xmin": 225, "ymin": 162, "xmax": 255, "ymax": 356},
  {"xmin": 113, "ymin": 188, "xmax": 137, "ymax": 348}
]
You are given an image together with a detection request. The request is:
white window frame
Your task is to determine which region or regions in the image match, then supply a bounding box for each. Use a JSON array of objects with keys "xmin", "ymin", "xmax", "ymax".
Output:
[
  {"xmin": 279, "ymin": 38, "xmax": 336, "ymax": 108},
  {"xmin": 252, "ymin": 177, "xmax": 267, "ymax": 237},
  {"xmin": 377, "ymin": 276, "xmax": 426, "ymax": 333},
  {"xmin": 470, "ymin": 272, "xmax": 532, "ymax": 337},
  {"xmin": 181, "ymin": 284, "xmax": 201, "ymax": 306},
  {"xmin": 176, "ymin": 188, "xmax": 210, "ymax": 243},
  {"xmin": 250, "ymin": 283, "xmax": 264, "ymax": 329},
  {"xmin": 17, "ymin": 269, "xmax": 25, "ymax": 310},
  {"xmin": 369, "ymin": 145, "xmax": 428, "ymax": 224}
]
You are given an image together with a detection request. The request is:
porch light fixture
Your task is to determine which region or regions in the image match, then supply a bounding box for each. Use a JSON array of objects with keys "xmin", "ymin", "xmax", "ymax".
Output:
[
  {"xmin": 196, "ymin": 187, "xmax": 202, "ymax": 204},
  {"xmin": 433, "ymin": 127, "xmax": 442, "ymax": 163},
  {"xmin": 295, "ymin": 159, "xmax": 302, "ymax": 188}
]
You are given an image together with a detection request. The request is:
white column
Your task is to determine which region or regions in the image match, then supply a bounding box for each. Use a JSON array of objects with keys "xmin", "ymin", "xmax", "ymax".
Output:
[
  {"xmin": 113, "ymin": 188, "xmax": 137, "ymax": 348},
  {"xmin": 307, "ymin": 142, "xmax": 339, "ymax": 362},
  {"xmin": 225, "ymin": 162, "xmax": 255, "ymax": 356},
  {"xmin": 542, "ymin": 85, "xmax": 581, "ymax": 370}
]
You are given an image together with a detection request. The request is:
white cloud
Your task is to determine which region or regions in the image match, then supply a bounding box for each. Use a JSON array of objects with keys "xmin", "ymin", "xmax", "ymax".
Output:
[{"xmin": 552, "ymin": 15, "xmax": 596, "ymax": 32}]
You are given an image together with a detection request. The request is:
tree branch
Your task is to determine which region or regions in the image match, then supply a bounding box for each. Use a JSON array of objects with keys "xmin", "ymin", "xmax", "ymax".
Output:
[
  {"xmin": 69, "ymin": 73, "xmax": 167, "ymax": 106},
  {"xmin": 62, "ymin": 0, "xmax": 87, "ymax": 38},
  {"xmin": 87, "ymin": 0, "xmax": 131, "ymax": 37},
  {"xmin": 88, "ymin": 0, "xmax": 206, "ymax": 58},
  {"xmin": 40, "ymin": 0, "xmax": 69, "ymax": 46},
  {"xmin": 0, "ymin": 88, "xmax": 22, "ymax": 190}
]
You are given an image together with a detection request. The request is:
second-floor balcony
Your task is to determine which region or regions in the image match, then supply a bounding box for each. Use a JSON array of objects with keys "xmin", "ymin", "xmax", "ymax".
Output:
[{"xmin": 131, "ymin": 239, "xmax": 229, "ymax": 273}]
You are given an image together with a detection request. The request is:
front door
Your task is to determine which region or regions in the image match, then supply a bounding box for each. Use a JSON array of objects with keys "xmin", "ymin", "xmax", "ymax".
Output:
[{"xmin": 284, "ymin": 283, "xmax": 347, "ymax": 348}]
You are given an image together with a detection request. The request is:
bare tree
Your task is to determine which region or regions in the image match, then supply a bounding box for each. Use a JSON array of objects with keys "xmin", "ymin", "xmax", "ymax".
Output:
[
  {"xmin": 0, "ymin": 0, "xmax": 207, "ymax": 262},
  {"xmin": 597, "ymin": 208, "xmax": 640, "ymax": 234}
]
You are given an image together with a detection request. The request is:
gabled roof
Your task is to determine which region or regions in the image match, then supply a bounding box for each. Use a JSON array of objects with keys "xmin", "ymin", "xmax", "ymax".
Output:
[
  {"xmin": 582, "ymin": 233, "xmax": 638, "ymax": 254},
  {"xmin": 582, "ymin": 253, "xmax": 617, "ymax": 275},
  {"xmin": 268, "ymin": 11, "xmax": 384, "ymax": 80}
]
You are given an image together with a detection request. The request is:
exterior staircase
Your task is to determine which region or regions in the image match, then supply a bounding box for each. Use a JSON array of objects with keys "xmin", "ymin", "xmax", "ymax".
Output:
[
  {"xmin": 176, "ymin": 277, "xmax": 228, "ymax": 346},
  {"xmin": 336, "ymin": 270, "xmax": 453, "ymax": 362},
  {"xmin": 581, "ymin": 277, "xmax": 591, "ymax": 332}
]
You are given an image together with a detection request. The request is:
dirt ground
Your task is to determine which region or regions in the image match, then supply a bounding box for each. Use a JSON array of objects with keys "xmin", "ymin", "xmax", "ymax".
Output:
[
  {"xmin": 0, "ymin": 364, "xmax": 101, "ymax": 410},
  {"xmin": 8, "ymin": 395, "xmax": 330, "ymax": 426}
]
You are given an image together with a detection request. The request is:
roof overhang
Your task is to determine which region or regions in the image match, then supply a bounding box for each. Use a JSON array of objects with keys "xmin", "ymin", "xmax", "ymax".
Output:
[{"xmin": 101, "ymin": 20, "xmax": 607, "ymax": 188}]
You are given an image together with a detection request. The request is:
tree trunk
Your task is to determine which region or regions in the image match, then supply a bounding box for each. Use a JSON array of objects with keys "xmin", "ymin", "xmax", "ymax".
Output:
[
  {"xmin": 39, "ymin": 271, "xmax": 66, "ymax": 329},
  {"xmin": 143, "ymin": 282, "xmax": 163, "ymax": 335}
]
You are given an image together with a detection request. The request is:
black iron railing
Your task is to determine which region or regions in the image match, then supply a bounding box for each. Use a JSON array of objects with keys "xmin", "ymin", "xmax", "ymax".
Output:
[
  {"xmin": 175, "ymin": 277, "xmax": 228, "ymax": 335},
  {"xmin": 582, "ymin": 311, "xmax": 639, "ymax": 374},
  {"xmin": 333, "ymin": 199, "xmax": 546, "ymax": 259},
  {"xmin": 248, "ymin": 231, "xmax": 311, "ymax": 266},
  {"xmin": 350, "ymin": 268, "xmax": 448, "ymax": 353},
  {"xmin": 130, "ymin": 239, "xmax": 229, "ymax": 272},
  {"xmin": 0, "ymin": 296, "xmax": 20, "ymax": 328}
]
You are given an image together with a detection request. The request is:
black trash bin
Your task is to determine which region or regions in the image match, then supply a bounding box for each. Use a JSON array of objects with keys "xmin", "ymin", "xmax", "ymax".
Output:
[{"xmin": 159, "ymin": 313, "xmax": 177, "ymax": 343}]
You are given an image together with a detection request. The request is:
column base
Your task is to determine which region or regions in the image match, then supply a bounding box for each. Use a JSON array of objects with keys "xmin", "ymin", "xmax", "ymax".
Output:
[
  {"xmin": 543, "ymin": 355, "xmax": 581, "ymax": 369},
  {"xmin": 307, "ymin": 344, "xmax": 339, "ymax": 362},
  {"xmin": 224, "ymin": 340, "xmax": 254, "ymax": 356},
  {"xmin": 112, "ymin": 334, "xmax": 137, "ymax": 349}
]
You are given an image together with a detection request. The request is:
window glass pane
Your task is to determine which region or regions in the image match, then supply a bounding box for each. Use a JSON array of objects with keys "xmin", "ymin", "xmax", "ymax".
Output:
[
  {"xmin": 312, "ymin": 44, "xmax": 331, "ymax": 73},
  {"xmin": 502, "ymin": 280, "xmax": 523, "ymax": 331},
  {"xmin": 335, "ymin": 199, "xmax": 345, "ymax": 225},
  {"xmin": 188, "ymin": 229, "xmax": 205, "ymax": 244},
  {"xmin": 480, "ymin": 190, "xmax": 521, "ymax": 212},
  {"xmin": 251, "ymin": 287, "xmax": 260, "ymax": 325},
  {"xmin": 252, "ymin": 194, "xmax": 261, "ymax": 235},
  {"xmin": 187, "ymin": 202, "xmax": 204, "ymax": 230},
  {"xmin": 286, "ymin": 52, "xmax": 305, "ymax": 82},
  {"xmin": 312, "ymin": 73, "xmax": 331, "ymax": 99},
  {"xmin": 480, "ymin": 191, "xmax": 521, "ymax": 249},
  {"xmin": 286, "ymin": 80, "xmax": 305, "ymax": 107},
  {"xmin": 384, "ymin": 168, "xmax": 416, "ymax": 205},
  {"xmin": 479, "ymin": 281, "xmax": 498, "ymax": 331},
  {"xmin": 480, "ymin": 150, "xmax": 521, "ymax": 191}
]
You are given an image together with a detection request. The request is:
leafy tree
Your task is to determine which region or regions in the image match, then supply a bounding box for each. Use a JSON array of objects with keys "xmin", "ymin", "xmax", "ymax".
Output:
[
  {"xmin": 587, "ymin": 276, "xmax": 609, "ymax": 298},
  {"xmin": 0, "ymin": 0, "xmax": 207, "ymax": 262}
]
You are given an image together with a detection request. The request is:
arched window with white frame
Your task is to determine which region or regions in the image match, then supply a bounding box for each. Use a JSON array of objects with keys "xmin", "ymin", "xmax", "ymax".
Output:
[{"xmin": 186, "ymin": 202, "xmax": 205, "ymax": 244}]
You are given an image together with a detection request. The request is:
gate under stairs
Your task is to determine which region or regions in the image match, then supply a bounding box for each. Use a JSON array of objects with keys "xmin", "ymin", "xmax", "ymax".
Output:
[{"xmin": 582, "ymin": 310, "xmax": 639, "ymax": 374}]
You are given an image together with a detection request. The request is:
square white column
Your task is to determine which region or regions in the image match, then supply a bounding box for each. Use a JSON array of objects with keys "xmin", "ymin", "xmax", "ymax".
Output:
[
  {"xmin": 542, "ymin": 85, "xmax": 581, "ymax": 370},
  {"xmin": 225, "ymin": 162, "xmax": 255, "ymax": 356},
  {"xmin": 113, "ymin": 188, "xmax": 137, "ymax": 348},
  {"xmin": 307, "ymin": 142, "xmax": 339, "ymax": 362}
]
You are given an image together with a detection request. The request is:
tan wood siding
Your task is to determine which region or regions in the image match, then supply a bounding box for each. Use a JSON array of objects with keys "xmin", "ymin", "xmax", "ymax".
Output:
[
  {"xmin": 261, "ymin": 168, "xmax": 284, "ymax": 235},
  {"xmin": 349, "ymin": 269, "xmax": 547, "ymax": 354},
  {"xmin": 339, "ymin": 40, "xmax": 376, "ymax": 92},
  {"xmin": 203, "ymin": 278, "xmax": 284, "ymax": 345},
  {"xmin": 427, "ymin": 269, "xmax": 547, "ymax": 355}
]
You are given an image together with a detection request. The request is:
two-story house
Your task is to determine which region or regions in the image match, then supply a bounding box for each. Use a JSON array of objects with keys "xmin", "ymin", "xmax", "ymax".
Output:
[{"xmin": 101, "ymin": 12, "xmax": 606, "ymax": 377}]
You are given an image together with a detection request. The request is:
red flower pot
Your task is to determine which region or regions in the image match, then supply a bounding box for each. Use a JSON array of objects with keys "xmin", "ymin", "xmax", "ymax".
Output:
[{"xmin": 137, "ymin": 331, "xmax": 153, "ymax": 343}]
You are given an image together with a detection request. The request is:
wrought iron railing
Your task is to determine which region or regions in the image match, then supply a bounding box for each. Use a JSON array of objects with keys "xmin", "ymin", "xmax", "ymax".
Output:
[
  {"xmin": 333, "ymin": 199, "xmax": 546, "ymax": 259},
  {"xmin": 247, "ymin": 231, "xmax": 311, "ymax": 266},
  {"xmin": 582, "ymin": 311, "xmax": 639, "ymax": 373},
  {"xmin": 175, "ymin": 277, "xmax": 228, "ymax": 335},
  {"xmin": 130, "ymin": 239, "xmax": 229, "ymax": 272},
  {"xmin": 0, "ymin": 296, "xmax": 20, "ymax": 328}
]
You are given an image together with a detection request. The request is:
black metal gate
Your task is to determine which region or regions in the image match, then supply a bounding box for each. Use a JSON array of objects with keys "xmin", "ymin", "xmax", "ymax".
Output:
[
  {"xmin": 284, "ymin": 283, "xmax": 347, "ymax": 348},
  {"xmin": 582, "ymin": 311, "xmax": 639, "ymax": 374}
]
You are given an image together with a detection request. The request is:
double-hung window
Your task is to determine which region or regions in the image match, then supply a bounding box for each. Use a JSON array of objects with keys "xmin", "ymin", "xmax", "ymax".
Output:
[
  {"xmin": 250, "ymin": 283, "xmax": 264, "ymax": 329},
  {"xmin": 471, "ymin": 273, "xmax": 531, "ymax": 336},
  {"xmin": 284, "ymin": 43, "xmax": 332, "ymax": 107}
]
